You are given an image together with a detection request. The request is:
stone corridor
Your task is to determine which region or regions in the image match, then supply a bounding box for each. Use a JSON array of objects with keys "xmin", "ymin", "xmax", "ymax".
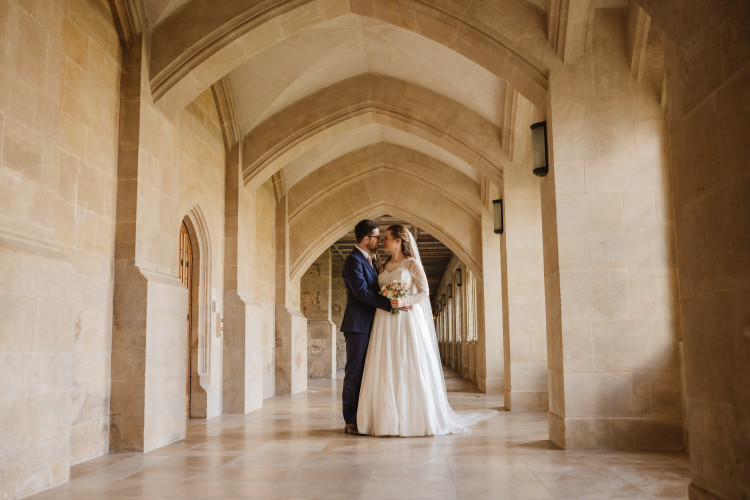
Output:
[{"xmin": 29, "ymin": 369, "xmax": 690, "ymax": 500}]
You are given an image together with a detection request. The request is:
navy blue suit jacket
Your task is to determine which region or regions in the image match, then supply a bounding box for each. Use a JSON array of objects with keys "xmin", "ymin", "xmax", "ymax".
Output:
[{"xmin": 340, "ymin": 248, "xmax": 391, "ymax": 334}]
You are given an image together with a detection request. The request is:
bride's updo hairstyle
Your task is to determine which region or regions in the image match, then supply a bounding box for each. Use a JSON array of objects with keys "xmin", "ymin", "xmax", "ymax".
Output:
[{"xmin": 381, "ymin": 224, "xmax": 416, "ymax": 269}]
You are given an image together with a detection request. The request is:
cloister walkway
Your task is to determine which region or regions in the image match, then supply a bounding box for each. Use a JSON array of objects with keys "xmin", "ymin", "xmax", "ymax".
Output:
[{"xmin": 30, "ymin": 369, "xmax": 689, "ymax": 499}]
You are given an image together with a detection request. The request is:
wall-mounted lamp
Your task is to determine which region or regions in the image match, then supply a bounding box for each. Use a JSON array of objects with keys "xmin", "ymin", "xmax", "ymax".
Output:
[
  {"xmin": 442, "ymin": 293, "xmax": 446, "ymax": 306},
  {"xmin": 530, "ymin": 121, "xmax": 549, "ymax": 177},
  {"xmin": 492, "ymin": 199, "xmax": 504, "ymax": 235},
  {"xmin": 448, "ymin": 284, "xmax": 453, "ymax": 299},
  {"xmin": 456, "ymin": 268, "xmax": 462, "ymax": 287}
]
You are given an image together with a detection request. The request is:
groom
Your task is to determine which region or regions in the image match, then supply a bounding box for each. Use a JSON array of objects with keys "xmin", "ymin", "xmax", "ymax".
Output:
[{"xmin": 340, "ymin": 219, "xmax": 392, "ymax": 435}]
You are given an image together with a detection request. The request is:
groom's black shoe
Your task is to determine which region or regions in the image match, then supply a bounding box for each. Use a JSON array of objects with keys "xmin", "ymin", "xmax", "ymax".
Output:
[{"xmin": 344, "ymin": 423, "xmax": 361, "ymax": 435}]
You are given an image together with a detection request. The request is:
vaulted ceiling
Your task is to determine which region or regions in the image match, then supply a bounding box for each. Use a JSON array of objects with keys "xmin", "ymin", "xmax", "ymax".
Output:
[{"xmin": 136, "ymin": 0, "xmax": 559, "ymax": 281}]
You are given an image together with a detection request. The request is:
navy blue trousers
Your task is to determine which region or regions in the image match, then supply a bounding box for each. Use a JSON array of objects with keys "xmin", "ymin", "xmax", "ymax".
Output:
[{"xmin": 342, "ymin": 332, "xmax": 369, "ymax": 425}]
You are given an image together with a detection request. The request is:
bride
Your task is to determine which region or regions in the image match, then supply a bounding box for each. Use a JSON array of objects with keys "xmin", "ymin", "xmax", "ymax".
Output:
[{"xmin": 356, "ymin": 224, "xmax": 494, "ymax": 436}]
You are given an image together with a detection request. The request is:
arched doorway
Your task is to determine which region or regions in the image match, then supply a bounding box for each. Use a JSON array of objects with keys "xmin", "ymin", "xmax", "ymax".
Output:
[
  {"xmin": 180, "ymin": 212, "xmax": 212, "ymax": 419},
  {"xmin": 179, "ymin": 222, "xmax": 193, "ymax": 419}
]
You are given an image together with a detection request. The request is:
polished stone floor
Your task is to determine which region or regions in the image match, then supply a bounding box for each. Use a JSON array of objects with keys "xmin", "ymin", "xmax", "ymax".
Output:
[{"xmin": 29, "ymin": 369, "xmax": 690, "ymax": 499}]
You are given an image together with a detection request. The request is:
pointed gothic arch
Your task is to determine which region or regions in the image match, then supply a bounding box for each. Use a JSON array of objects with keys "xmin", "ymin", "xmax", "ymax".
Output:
[
  {"xmin": 290, "ymin": 196, "xmax": 482, "ymax": 284},
  {"xmin": 287, "ymin": 143, "xmax": 482, "ymax": 224},
  {"xmin": 242, "ymin": 74, "xmax": 509, "ymax": 190},
  {"xmin": 148, "ymin": 0, "xmax": 552, "ymax": 116},
  {"xmin": 180, "ymin": 204, "xmax": 214, "ymax": 418}
]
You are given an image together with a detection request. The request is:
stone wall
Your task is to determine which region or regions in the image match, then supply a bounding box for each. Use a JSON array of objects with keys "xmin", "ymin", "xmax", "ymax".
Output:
[
  {"xmin": 502, "ymin": 95, "xmax": 549, "ymax": 411},
  {"xmin": 478, "ymin": 183, "xmax": 506, "ymax": 394},
  {"xmin": 301, "ymin": 249, "xmax": 336, "ymax": 378},
  {"xmin": 331, "ymin": 257, "xmax": 346, "ymax": 370},
  {"xmin": 254, "ymin": 181, "xmax": 277, "ymax": 399},
  {"xmin": 542, "ymin": 8, "xmax": 682, "ymax": 449},
  {"xmin": 110, "ymin": 28, "xmax": 228, "ymax": 451},
  {"xmin": 58, "ymin": 0, "xmax": 121, "ymax": 465},
  {"xmin": 0, "ymin": 0, "xmax": 121, "ymax": 497},
  {"xmin": 223, "ymin": 153, "xmax": 277, "ymax": 412},
  {"xmin": 636, "ymin": 0, "xmax": 750, "ymax": 497},
  {"xmin": 179, "ymin": 89, "xmax": 226, "ymax": 419}
]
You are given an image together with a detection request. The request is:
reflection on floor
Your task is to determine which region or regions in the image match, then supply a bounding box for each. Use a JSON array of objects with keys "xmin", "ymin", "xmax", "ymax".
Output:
[{"xmin": 29, "ymin": 368, "xmax": 690, "ymax": 499}]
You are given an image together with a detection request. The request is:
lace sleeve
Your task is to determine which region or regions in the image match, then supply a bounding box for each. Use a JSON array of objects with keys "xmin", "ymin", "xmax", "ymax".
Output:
[{"xmin": 401, "ymin": 258, "xmax": 430, "ymax": 307}]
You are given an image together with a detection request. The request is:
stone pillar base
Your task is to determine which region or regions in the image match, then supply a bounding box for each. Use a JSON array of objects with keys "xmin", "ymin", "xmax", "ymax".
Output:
[
  {"xmin": 505, "ymin": 390, "xmax": 549, "ymax": 411},
  {"xmin": 688, "ymin": 483, "xmax": 725, "ymax": 500},
  {"xmin": 223, "ymin": 295, "xmax": 265, "ymax": 414},
  {"xmin": 478, "ymin": 376, "xmax": 504, "ymax": 394},
  {"xmin": 549, "ymin": 412, "xmax": 684, "ymax": 450},
  {"xmin": 308, "ymin": 319, "xmax": 336, "ymax": 379},
  {"xmin": 275, "ymin": 305, "xmax": 307, "ymax": 395},
  {"xmin": 0, "ymin": 233, "xmax": 76, "ymax": 499}
]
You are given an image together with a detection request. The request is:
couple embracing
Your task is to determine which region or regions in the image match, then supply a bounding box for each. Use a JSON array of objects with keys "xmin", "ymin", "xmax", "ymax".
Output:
[{"xmin": 340, "ymin": 220, "xmax": 493, "ymax": 437}]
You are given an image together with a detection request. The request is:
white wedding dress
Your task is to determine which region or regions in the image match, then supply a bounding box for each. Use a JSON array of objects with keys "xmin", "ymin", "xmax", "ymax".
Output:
[{"xmin": 357, "ymin": 254, "xmax": 494, "ymax": 437}]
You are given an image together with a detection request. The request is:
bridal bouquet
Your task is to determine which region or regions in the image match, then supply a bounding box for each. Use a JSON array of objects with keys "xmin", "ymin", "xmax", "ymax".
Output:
[{"xmin": 380, "ymin": 280, "xmax": 408, "ymax": 315}]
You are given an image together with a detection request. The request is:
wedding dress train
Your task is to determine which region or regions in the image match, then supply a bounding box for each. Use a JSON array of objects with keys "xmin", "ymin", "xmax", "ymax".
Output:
[{"xmin": 356, "ymin": 257, "xmax": 494, "ymax": 437}]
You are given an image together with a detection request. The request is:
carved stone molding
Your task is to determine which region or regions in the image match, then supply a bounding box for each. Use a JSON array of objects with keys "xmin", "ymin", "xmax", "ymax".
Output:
[
  {"xmin": 210, "ymin": 77, "xmax": 241, "ymax": 153},
  {"xmin": 107, "ymin": 0, "xmax": 147, "ymax": 49},
  {"xmin": 627, "ymin": 3, "xmax": 652, "ymax": 81},
  {"xmin": 272, "ymin": 170, "xmax": 287, "ymax": 203},
  {"xmin": 548, "ymin": 0, "xmax": 595, "ymax": 63},
  {"xmin": 501, "ymin": 87, "xmax": 518, "ymax": 162}
]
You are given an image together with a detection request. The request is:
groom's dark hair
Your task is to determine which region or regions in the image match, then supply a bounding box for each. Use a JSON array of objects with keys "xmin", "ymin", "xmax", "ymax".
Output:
[{"xmin": 354, "ymin": 219, "xmax": 379, "ymax": 242}]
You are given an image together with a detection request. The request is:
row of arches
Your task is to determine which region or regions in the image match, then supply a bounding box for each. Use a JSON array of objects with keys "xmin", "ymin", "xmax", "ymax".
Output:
[
  {"xmin": 129, "ymin": 0, "xmax": 680, "ymax": 450},
  {"xmin": 12, "ymin": 0, "xmax": 734, "ymax": 499}
]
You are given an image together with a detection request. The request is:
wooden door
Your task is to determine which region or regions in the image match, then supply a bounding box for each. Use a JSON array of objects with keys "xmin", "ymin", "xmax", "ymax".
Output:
[{"xmin": 179, "ymin": 222, "xmax": 192, "ymax": 420}]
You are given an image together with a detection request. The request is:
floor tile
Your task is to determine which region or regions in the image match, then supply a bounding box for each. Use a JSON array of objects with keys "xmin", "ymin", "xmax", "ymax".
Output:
[{"xmin": 27, "ymin": 368, "xmax": 691, "ymax": 500}]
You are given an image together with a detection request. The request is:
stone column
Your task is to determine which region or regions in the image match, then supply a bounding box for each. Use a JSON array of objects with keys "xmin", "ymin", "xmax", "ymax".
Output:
[
  {"xmin": 274, "ymin": 195, "xmax": 307, "ymax": 395},
  {"xmin": 301, "ymin": 249, "xmax": 337, "ymax": 379},
  {"xmin": 110, "ymin": 37, "xmax": 150, "ymax": 452},
  {"xmin": 110, "ymin": 36, "xmax": 189, "ymax": 453},
  {"xmin": 447, "ymin": 287, "xmax": 455, "ymax": 370},
  {"xmin": 222, "ymin": 146, "xmax": 264, "ymax": 414},
  {"xmin": 450, "ymin": 297, "xmax": 459, "ymax": 371},
  {"xmin": 441, "ymin": 312, "xmax": 447, "ymax": 362},
  {"xmin": 501, "ymin": 98, "xmax": 549, "ymax": 411},
  {"xmin": 541, "ymin": 9, "xmax": 681, "ymax": 449},
  {"xmin": 634, "ymin": 0, "xmax": 750, "ymax": 496},
  {"xmin": 458, "ymin": 270, "xmax": 470, "ymax": 379},
  {"xmin": 331, "ymin": 256, "xmax": 346, "ymax": 371},
  {"xmin": 477, "ymin": 182, "xmax": 506, "ymax": 393}
]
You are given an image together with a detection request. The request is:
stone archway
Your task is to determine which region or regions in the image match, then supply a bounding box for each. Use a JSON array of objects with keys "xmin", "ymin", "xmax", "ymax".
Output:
[
  {"xmin": 242, "ymin": 74, "xmax": 509, "ymax": 190},
  {"xmin": 148, "ymin": 0, "xmax": 552, "ymax": 116},
  {"xmin": 181, "ymin": 205, "xmax": 213, "ymax": 419},
  {"xmin": 287, "ymin": 143, "xmax": 481, "ymax": 226},
  {"xmin": 288, "ymin": 176, "xmax": 483, "ymax": 284}
]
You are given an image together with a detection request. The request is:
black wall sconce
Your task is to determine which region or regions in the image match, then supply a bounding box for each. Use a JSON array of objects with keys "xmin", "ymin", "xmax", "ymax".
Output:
[
  {"xmin": 530, "ymin": 121, "xmax": 548, "ymax": 177},
  {"xmin": 492, "ymin": 199, "xmax": 504, "ymax": 235},
  {"xmin": 442, "ymin": 293, "xmax": 446, "ymax": 305},
  {"xmin": 456, "ymin": 268, "xmax": 462, "ymax": 287},
  {"xmin": 448, "ymin": 284, "xmax": 453, "ymax": 299}
]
